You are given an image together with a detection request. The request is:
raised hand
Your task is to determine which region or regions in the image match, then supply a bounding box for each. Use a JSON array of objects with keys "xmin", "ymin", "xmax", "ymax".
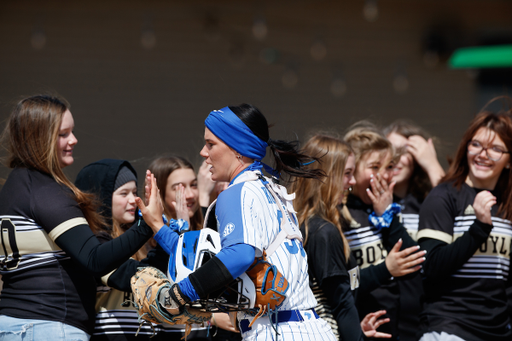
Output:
[
  {"xmin": 367, "ymin": 173, "xmax": 395, "ymax": 216},
  {"xmin": 135, "ymin": 172, "xmax": 164, "ymax": 234},
  {"xmin": 361, "ymin": 310, "xmax": 392, "ymax": 339},
  {"xmin": 172, "ymin": 184, "xmax": 190, "ymax": 225},
  {"xmin": 384, "ymin": 239, "xmax": 426, "ymax": 277},
  {"xmin": 407, "ymin": 135, "xmax": 445, "ymax": 186},
  {"xmin": 197, "ymin": 160, "xmax": 216, "ymax": 207},
  {"xmin": 473, "ymin": 190, "xmax": 496, "ymax": 225}
]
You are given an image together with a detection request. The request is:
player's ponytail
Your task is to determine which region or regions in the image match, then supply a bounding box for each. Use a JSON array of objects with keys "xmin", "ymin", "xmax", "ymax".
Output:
[{"xmin": 228, "ymin": 104, "xmax": 324, "ymax": 180}]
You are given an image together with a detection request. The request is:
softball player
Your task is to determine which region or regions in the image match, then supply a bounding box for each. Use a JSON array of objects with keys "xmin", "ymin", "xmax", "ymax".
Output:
[{"xmin": 138, "ymin": 104, "xmax": 337, "ymax": 340}]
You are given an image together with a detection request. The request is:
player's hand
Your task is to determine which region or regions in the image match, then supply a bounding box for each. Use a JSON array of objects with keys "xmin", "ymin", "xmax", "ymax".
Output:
[
  {"xmin": 144, "ymin": 170, "xmax": 152, "ymax": 206},
  {"xmin": 384, "ymin": 239, "xmax": 426, "ymax": 277},
  {"xmin": 367, "ymin": 173, "xmax": 395, "ymax": 216},
  {"xmin": 197, "ymin": 160, "xmax": 216, "ymax": 207},
  {"xmin": 406, "ymin": 136, "xmax": 445, "ymax": 186},
  {"xmin": 172, "ymin": 184, "xmax": 190, "ymax": 225},
  {"xmin": 136, "ymin": 172, "xmax": 164, "ymax": 233},
  {"xmin": 473, "ymin": 190, "xmax": 496, "ymax": 225},
  {"xmin": 361, "ymin": 310, "xmax": 391, "ymax": 338},
  {"xmin": 211, "ymin": 313, "xmax": 238, "ymax": 333}
]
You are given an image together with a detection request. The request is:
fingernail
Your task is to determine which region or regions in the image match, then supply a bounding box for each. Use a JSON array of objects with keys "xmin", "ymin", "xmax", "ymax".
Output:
[
  {"xmin": 366, "ymin": 188, "xmax": 370, "ymax": 191},
  {"xmin": 416, "ymin": 245, "xmax": 420, "ymax": 249}
]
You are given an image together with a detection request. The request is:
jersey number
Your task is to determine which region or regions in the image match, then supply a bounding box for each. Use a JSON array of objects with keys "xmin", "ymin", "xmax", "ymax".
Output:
[
  {"xmin": 0, "ymin": 218, "xmax": 21, "ymax": 270},
  {"xmin": 284, "ymin": 239, "xmax": 306, "ymax": 257}
]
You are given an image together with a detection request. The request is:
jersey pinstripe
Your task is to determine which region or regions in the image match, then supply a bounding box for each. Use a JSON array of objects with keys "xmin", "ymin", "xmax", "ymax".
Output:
[{"xmin": 214, "ymin": 170, "xmax": 336, "ymax": 340}]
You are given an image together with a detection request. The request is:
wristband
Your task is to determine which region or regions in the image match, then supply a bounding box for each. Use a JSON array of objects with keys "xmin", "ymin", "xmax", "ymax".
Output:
[{"xmin": 368, "ymin": 203, "xmax": 401, "ymax": 230}]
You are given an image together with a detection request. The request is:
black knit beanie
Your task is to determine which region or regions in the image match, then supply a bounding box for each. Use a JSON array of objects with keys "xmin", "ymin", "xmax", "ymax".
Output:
[{"xmin": 114, "ymin": 166, "xmax": 137, "ymax": 192}]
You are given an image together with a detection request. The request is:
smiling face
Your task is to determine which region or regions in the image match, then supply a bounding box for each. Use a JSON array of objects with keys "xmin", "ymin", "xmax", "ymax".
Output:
[
  {"xmin": 338, "ymin": 153, "xmax": 357, "ymax": 205},
  {"xmin": 57, "ymin": 110, "xmax": 78, "ymax": 168},
  {"xmin": 466, "ymin": 127, "xmax": 510, "ymax": 190},
  {"xmin": 387, "ymin": 132, "xmax": 414, "ymax": 186},
  {"xmin": 199, "ymin": 127, "xmax": 240, "ymax": 182},
  {"xmin": 111, "ymin": 181, "xmax": 137, "ymax": 224},
  {"xmin": 352, "ymin": 150, "xmax": 394, "ymax": 205},
  {"xmin": 164, "ymin": 168, "xmax": 200, "ymax": 218}
]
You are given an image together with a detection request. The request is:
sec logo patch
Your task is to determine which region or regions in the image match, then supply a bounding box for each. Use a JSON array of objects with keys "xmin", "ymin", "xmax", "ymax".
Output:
[{"xmin": 223, "ymin": 223, "xmax": 235, "ymax": 237}]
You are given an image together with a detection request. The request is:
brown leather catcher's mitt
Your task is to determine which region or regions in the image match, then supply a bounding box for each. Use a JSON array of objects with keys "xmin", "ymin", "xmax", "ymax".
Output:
[
  {"xmin": 245, "ymin": 252, "xmax": 289, "ymax": 327},
  {"xmin": 130, "ymin": 267, "xmax": 212, "ymax": 337}
]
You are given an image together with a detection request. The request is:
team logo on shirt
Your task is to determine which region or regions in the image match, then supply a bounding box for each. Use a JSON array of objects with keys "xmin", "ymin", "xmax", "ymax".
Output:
[{"xmin": 223, "ymin": 223, "xmax": 235, "ymax": 237}]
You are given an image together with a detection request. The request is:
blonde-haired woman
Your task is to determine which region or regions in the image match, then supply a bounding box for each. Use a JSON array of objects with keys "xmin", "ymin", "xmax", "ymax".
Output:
[
  {"xmin": 343, "ymin": 124, "xmax": 426, "ymax": 341},
  {"xmin": 0, "ymin": 95, "xmax": 163, "ymax": 341},
  {"xmin": 292, "ymin": 133, "xmax": 391, "ymax": 340}
]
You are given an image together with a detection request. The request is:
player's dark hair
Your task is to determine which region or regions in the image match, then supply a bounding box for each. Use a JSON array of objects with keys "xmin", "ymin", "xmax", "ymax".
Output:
[
  {"xmin": 444, "ymin": 102, "xmax": 512, "ymax": 221},
  {"xmin": 1, "ymin": 94, "xmax": 105, "ymax": 232},
  {"xmin": 148, "ymin": 155, "xmax": 203, "ymax": 230},
  {"xmin": 384, "ymin": 120, "xmax": 434, "ymax": 202},
  {"xmin": 229, "ymin": 103, "xmax": 325, "ymax": 180}
]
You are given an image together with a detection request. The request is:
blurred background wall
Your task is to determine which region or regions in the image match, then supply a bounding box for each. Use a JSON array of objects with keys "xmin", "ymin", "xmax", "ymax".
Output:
[{"xmin": 1, "ymin": 0, "xmax": 512, "ymax": 181}]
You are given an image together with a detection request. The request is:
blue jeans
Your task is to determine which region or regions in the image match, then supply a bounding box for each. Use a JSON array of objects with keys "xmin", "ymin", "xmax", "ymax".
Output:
[{"xmin": 0, "ymin": 315, "xmax": 90, "ymax": 341}]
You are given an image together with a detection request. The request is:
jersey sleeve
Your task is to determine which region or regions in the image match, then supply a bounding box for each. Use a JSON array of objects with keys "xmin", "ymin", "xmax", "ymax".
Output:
[
  {"xmin": 417, "ymin": 184, "xmax": 456, "ymax": 244},
  {"xmin": 215, "ymin": 183, "xmax": 268, "ymax": 255},
  {"xmin": 31, "ymin": 181, "xmax": 87, "ymax": 240}
]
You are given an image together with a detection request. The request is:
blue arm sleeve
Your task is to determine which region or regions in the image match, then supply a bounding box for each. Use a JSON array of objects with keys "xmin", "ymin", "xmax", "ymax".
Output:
[
  {"xmin": 215, "ymin": 243, "xmax": 255, "ymax": 279},
  {"xmin": 153, "ymin": 225, "xmax": 180, "ymax": 256},
  {"xmin": 177, "ymin": 243, "xmax": 255, "ymax": 301}
]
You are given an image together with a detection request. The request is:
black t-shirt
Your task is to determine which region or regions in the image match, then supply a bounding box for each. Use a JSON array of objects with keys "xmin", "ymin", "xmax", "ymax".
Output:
[
  {"xmin": 418, "ymin": 181, "xmax": 512, "ymax": 341},
  {"xmin": 302, "ymin": 215, "xmax": 362, "ymax": 341},
  {"xmin": 0, "ymin": 167, "xmax": 153, "ymax": 334}
]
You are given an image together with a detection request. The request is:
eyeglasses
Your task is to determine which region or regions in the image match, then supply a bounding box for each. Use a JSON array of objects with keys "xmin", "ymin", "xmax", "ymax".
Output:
[{"xmin": 467, "ymin": 140, "xmax": 509, "ymax": 161}]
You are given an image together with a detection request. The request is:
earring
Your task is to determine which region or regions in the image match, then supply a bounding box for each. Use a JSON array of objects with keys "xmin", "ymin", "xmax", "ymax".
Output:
[
  {"xmin": 507, "ymin": 164, "xmax": 510, "ymax": 169},
  {"xmin": 237, "ymin": 154, "xmax": 243, "ymax": 165}
]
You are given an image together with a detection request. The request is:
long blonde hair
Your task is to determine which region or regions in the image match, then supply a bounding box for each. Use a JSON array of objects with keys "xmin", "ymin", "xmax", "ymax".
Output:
[
  {"xmin": 2, "ymin": 95, "xmax": 104, "ymax": 232},
  {"xmin": 292, "ymin": 134, "xmax": 352, "ymax": 260}
]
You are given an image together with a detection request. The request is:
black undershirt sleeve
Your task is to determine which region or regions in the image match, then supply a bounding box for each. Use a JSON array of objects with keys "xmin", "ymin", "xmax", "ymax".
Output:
[
  {"xmin": 56, "ymin": 220, "xmax": 153, "ymax": 277},
  {"xmin": 107, "ymin": 244, "xmax": 170, "ymax": 292},
  {"xmin": 321, "ymin": 276, "xmax": 366, "ymax": 341},
  {"xmin": 419, "ymin": 219, "xmax": 492, "ymax": 279},
  {"xmin": 359, "ymin": 262, "xmax": 392, "ymax": 294},
  {"xmin": 381, "ymin": 215, "xmax": 418, "ymax": 251},
  {"xmin": 189, "ymin": 256, "xmax": 234, "ymax": 298}
]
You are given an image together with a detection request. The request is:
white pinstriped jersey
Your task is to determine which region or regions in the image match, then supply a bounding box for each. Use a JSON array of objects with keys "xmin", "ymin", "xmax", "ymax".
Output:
[{"xmin": 215, "ymin": 170, "xmax": 335, "ymax": 340}]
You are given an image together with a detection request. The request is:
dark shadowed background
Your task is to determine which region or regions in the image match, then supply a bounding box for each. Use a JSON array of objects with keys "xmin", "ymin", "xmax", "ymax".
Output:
[{"xmin": 1, "ymin": 0, "xmax": 512, "ymax": 184}]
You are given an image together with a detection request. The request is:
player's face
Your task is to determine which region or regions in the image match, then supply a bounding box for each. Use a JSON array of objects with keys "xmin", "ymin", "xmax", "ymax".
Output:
[
  {"xmin": 164, "ymin": 168, "xmax": 199, "ymax": 218},
  {"xmin": 387, "ymin": 132, "xmax": 414, "ymax": 186},
  {"xmin": 200, "ymin": 127, "xmax": 240, "ymax": 182},
  {"xmin": 466, "ymin": 127, "xmax": 510, "ymax": 190},
  {"xmin": 352, "ymin": 150, "xmax": 394, "ymax": 205},
  {"xmin": 343, "ymin": 153, "xmax": 357, "ymax": 191},
  {"xmin": 339, "ymin": 153, "xmax": 357, "ymax": 205},
  {"xmin": 57, "ymin": 110, "xmax": 78, "ymax": 168},
  {"xmin": 112, "ymin": 181, "xmax": 137, "ymax": 225}
]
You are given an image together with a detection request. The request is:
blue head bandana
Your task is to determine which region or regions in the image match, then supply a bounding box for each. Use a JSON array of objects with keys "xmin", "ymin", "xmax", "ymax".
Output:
[{"xmin": 205, "ymin": 106, "xmax": 268, "ymax": 160}]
